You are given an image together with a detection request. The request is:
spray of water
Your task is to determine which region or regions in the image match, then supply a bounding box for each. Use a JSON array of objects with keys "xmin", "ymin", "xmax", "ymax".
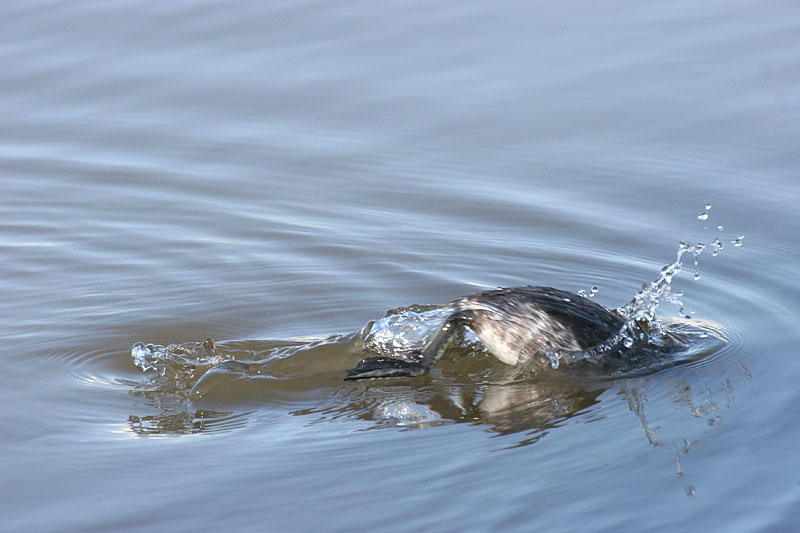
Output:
[
  {"xmin": 588, "ymin": 204, "xmax": 742, "ymax": 359},
  {"xmin": 614, "ymin": 240, "xmax": 708, "ymax": 347}
]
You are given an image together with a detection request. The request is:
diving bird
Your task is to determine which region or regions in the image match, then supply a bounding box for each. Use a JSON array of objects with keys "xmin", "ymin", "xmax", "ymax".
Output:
[{"xmin": 346, "ymin": 286, "xmax": 625, "ymax": 380}]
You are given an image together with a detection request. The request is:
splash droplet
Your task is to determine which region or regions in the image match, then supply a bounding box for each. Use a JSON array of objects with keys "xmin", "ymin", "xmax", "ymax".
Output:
[
  {"xmin": 731, "ymin": 235, "xmax": 744, "ymax": 247},
  {"xmin": 623, "ymin": 337, "xmax": 634, "ymax": 349},
  {"xmin": 131, "ymin": 342, "xmax": 158, "ymax": 372},
  {"xmin": 705, "ymin": 203, "xmax": 712, "ymax": 210},
  {"xmin": 697, "ymin": 211, "xmax": 709, "ymax": 221},
  {"xmin": 546, "ymin": 348, "xmax": 561, "ymax": 369}
]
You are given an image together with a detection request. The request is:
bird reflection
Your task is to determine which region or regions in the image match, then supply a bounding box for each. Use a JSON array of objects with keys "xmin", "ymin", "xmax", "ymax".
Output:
[{"xmin": 321, "ymin": 356, "xmax": 609, "ymax": 444}]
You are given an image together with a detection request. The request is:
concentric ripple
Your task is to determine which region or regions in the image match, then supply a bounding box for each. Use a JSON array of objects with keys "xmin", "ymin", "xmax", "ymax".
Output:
[{"xmin": 121, "ymin": 232, "xmax": 754, "ymax": 437}]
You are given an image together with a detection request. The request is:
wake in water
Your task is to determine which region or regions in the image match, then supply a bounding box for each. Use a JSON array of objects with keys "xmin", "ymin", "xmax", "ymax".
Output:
[{"xmin": 128, "ymin": 209, "xmax": 742, "ymax": 436}]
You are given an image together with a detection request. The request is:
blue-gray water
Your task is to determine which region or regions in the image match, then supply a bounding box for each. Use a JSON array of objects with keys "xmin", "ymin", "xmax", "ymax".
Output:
[{"xmin": 2, "ymin": 0, "xmax": 799, "ymax": 530}]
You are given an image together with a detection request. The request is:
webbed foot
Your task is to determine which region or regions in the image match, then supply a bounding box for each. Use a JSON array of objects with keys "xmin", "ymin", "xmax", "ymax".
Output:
[{"xmin": 345, "ymin": 355, "xmax": 429, "ymax": 380}]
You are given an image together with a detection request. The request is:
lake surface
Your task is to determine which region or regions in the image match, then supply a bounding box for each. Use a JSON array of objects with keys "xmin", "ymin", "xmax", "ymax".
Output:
[{"xmin": 2, "ymin": 0, "xmax": 799, "ymax": 530}]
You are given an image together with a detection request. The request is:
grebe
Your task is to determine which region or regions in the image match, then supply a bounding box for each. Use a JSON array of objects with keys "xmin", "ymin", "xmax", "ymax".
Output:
[{"xmin": 346, "ymin": 286, "xmax": 625, "ymax": 380}]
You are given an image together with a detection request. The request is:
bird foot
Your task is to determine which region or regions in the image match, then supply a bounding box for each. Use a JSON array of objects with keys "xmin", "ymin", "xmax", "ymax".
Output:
[{"xmin": 345, "ymin": 355, "xmax": 428, "ymax": 380}]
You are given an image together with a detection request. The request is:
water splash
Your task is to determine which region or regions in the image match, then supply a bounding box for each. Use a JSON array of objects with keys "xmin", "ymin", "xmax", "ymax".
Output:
[
  {"xmin": 364, "ymin": 305, "xmax": 453, "ymax": 357},
  {"xmin": 131, "ymin": 338, "xmax": 232, "ymax": 378},
  {"xmin": 583, "ymin": 240, "xmax": 708, "ymax": 360},
  {"xmin": 592, "ymin": 206, "xmax": 742, "ymax": 362}
]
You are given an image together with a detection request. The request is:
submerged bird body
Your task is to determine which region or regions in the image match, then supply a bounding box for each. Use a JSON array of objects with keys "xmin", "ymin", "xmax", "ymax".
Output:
[
  {"xmin": 453, "ymin": 286, "xmax": 624, "ymax": 365},
  {"xmin": 346, "ymin": 286, "xmax": 625, "ymax": 380}
]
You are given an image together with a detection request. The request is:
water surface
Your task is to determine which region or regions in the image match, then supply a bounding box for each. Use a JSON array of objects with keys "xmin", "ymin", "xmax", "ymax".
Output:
[{"xmin": 2, "ymin": 0, "xmax": 799, "ymax": 530}]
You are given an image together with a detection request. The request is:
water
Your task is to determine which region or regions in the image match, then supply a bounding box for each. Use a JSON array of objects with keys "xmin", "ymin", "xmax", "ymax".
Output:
[{"xmin": 3, "ymin": 0, "xmax": 799, "ymax": 530}]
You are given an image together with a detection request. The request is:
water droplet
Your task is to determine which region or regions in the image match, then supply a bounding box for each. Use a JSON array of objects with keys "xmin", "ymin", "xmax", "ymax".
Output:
[
  {"xmin": 705, "ymin": 203, "xmax": 712, "ymax": 210},
  {"xmin": 131, "ymin": 342, "xmax": 161, "ymax": 372},
  {"xmin": 623, "ymin": 337, "xmax": 634, "ymax": 349},
  {"xmin": 546, "ymin": 348, "xmax": 561, "ymax": 369},
  {"xmin": 697, "ymin": 211, "xmax": 709, "ymax": 221},
  {"xmin": 717, "ymin": 225, "xmax": 724, "ymax": 231},
  {"xmin": 731, "ymin": 235, "xmax": 744, "ymax": 247},
  {"xmin": 685, "ymin": 485, "xmax": 696, "ymax": 497}
]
